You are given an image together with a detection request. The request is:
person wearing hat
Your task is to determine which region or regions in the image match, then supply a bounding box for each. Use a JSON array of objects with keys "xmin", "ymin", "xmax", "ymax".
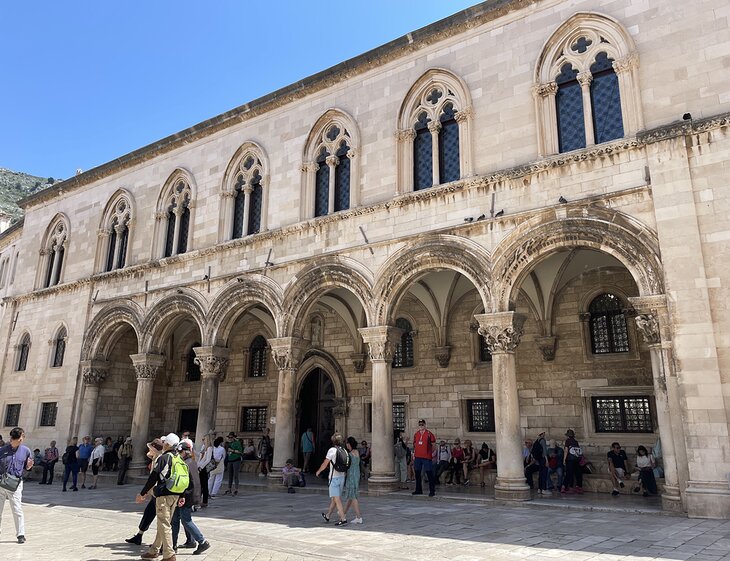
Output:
[
  {"xmin": 125, "ymin": 439, "xmax": 163, "ymax": 546},
  {"xmin": 171, "ymin": 439, "xmax": 210, "ymax": 556},
  {"xmin": 88, "ymin": 437, "xmax": 105, "ymax": 490},
  {"xmin": 562, "ymin": 429, "xmax": 584, "ymax": 494},
  {"xmin": 224, "ymin": 432, "xmax": 243, "ymax": 496},
  {"xmin": 117, "ymin": 437, "xmax": 133, "ymax": 485},
  {"xmin": 137, "ymin": 432, "xmax": 183, "ymax": 561},
  {"xmin": 282, "ymin": 459, "xmax": 303, "ymax": 492}
]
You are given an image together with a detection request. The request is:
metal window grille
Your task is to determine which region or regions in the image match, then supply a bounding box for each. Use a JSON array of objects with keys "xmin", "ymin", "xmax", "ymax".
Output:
[
  {"xmin": 248, "ymin": 178, "xmax": 263, "ymax": 235},
  {"xmin": 249, "ymin": 336, "xmax": 267, "ymax": 378},
  {"xmin": 590, "ymin": 52, "xmax": 624, "ymax": 144},
  {"xmin": 592, "ymin": 396, "xmax": 653, "ymax": 433},
  {"xmin": 556, "ymin": 63, "xmax": 586, "ymax": 153},
  {"xmin": 392, "ymin": 318, "xmax": 414, "ymax": 368},
  {"xmin": 4, "ymin": 403, "xmax": 21, "ymax": 427},
  {"xmin": 334, "ymin": 144, "xmax": 350, "ymax": 212},
  {"xmin": 367, "ymin": 402, "xmax": 406, "ymax": 432},
  {"xmin": 314, "ymin": 156, "xmax": 330, "ymax": 217},
  {"xmin": 241, "ymin": 406, "xmax": 267, "ymax": 432},
  {"xmin": 467, "ymin": 399, "xmax": 495, "ymax": 432},
  {"xmin": 589, "ymin": 293, "xmax": 629, "ymax": 354},
  {"xmin": 40, "ymin": 402, "xmax": 58, "ymax": 427},
  {"xmin": 438, "ymin": 104, "xmax": 460, "ymax": 183},
  {"xmin": 413, "ymin": 113, "xmax": 433, "ymax": 191}
]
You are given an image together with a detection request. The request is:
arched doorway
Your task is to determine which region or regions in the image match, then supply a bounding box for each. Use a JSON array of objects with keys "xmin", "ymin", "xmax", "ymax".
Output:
[{"xmin": 296, "ymin": 368, "xmax": 336, "ymax": 470}]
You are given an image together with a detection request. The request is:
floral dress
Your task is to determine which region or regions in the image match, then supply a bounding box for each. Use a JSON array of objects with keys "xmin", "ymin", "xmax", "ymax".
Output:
[{"xmin": 343, "ymin": 451, "xmax": 361, "ymax": 500}]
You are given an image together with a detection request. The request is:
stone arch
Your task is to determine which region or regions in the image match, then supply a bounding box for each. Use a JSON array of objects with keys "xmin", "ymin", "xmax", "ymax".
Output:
[
  {"xmin": 97, "ymin": 188, "xmax": 136, "ymax": 272},
  {"xmin": 82, "ymin": 301, "xmax": 143, "ymax": 360},
  {"xmin": 152, "ymin": 167, "xmax": 198, "ymax": 258},
  {"xmin": 493, "ymin": 207, "xmax": 663, "ymax": 311},
  {"xmin": 281, "ymin": 257, "xmax": 374, "ymax": 338},
  {"xmin": 141, "ymin": 289, "xmax": 207, "ymax": 353},
  {"xmin": 206, "ymin": 275, "xmax": 284, "ymax": 347},
  {"xmin": 373, "ymin": 234, "xmax": 491, "ymax": 326},
  {"xmin": 296, "ymin": 348, "xmax": 347, "ymax": 402}
]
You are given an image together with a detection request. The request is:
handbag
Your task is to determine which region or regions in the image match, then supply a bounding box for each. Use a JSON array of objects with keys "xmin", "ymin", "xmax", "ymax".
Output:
[{"xmin": 0, "ymin": 472, "xmax": 21, "ymax": 493}]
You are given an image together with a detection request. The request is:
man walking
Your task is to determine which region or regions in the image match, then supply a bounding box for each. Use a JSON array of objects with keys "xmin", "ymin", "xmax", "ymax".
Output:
[
  {"xmin": 77, "ymin": 435, "xmax": 93, "ymax": 489},
  {"xmin": 39, "ymin": 440, "xmax": 59, "ymax": 485},
  {"xmin": 300, "ymin": 428, "xmax": 315, "ymax": 473},
  {"xmin": 315, "ymin": 433, "xmax": 349, "ymax": 526},
  {"xmin": 171, "ymin": 440, "xmax": 210, "ymax": 555},
  {"xmin": 0, "ymin": 427, "xmax": 34, "ymax": 544},
  {"xmin": 117, "ymin": 437, "xmax": 133, "ymax": 485},
  {"xmin": 137, "ymin": 433, "xmax": 186, "ymax": 561},
  {"xmin": 412, "ymin": 419, "xmax": 436, "ymax": 497}
]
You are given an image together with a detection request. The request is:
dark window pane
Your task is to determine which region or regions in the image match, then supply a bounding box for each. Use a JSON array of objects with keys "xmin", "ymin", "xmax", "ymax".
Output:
[
  {"xmin": 592, "ymin": 396, "xmax": 653, "ymax": 433},
  {"xmin": 413, "ymin": 113, "xmax": 433, "ymax": 191},
  {"xmin": 334, "ymin": 144, "xmax": 350, "ymax": 212},
  {"xmin": 4, "ymin": 403, "xmax": 21, "ymax": 427},
  {"xmin": 45, "ymin": 250, "xmax": 54, "ymax": 288},
  {"xmin": 241, "ymin": 406, "xmax": 268, "ymax": 432},
  {"xmin": 249, "ymin": 335, "xmax": 267, "ymax": 378},
  {"xmin": 186, "ymin": 343, "xmax": 201, "ymax": 382},
  {"xmin": 467, "ymin": 399, "xmax": 495, "ymax": 432},
  {"xmin": 177, "ymin": 206, "xmax": 190, "ymax": 254},
  {"xmin": 392, "ymin": 318, "xmax": 414, "ymax": 368},
  {"xmin": 248, "ymin": 178, "xmax": 263, "ymax": 235},
  {"xmin": 17, "ymin": 336, "xmax": 30, "ymax": 371},
  {"xmin": 479, "ymin": 335, "xmax": 492, "ymax": 363},
  {"xmin": 106, "ymin": 228, "xmax": 117, "ymax": 272},
  {"xmin": 556, "ymin": 64, "xmax": 586, "ymax": 153},
  {"xmin": 179, "ymin": 408, "xmax": 198, "ymax": 435},
  {"xmin": 232, "ymin": 177, "xmax": 245, "ymax": 239},
  {"xmin": 439, "ymin": 104, "xmax": 460, "ymax": 183},
  {"xmin": 53, "ymin": 330, "xmax": 66, "ymax": 367},
  {"xmin": 51, "ymin": 246, "xmax": 64, "ymax": 286},
  {"xmin": 589, "ymin": 293, "xmax": 629, "ymax": 354},
  {"xmin": 117, "ymin": 225, "xmax": 128, "ymax": 269},
  {"xmin": 314, "ymin": 159, "xmax": 330, "ymax": 217},
  {"xmin": 164, "ymin": 211, "xmax": 176, "ymax": 257},
  {"xmin": 590, "ymin": 52, "xmax": 624, "ymax": 144},
  {"xmin": 40, "ymin": 402, "xmax": 58, "ymax": 427}
]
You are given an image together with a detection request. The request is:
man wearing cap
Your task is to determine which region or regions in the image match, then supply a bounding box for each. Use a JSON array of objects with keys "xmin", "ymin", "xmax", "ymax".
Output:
[
  {"xmin": 412, "ymin": 419, "xmax": 437, "ymax": 497},
  {"xmin": 137, "ymin": 433, "xmax": 183, "ymax": 561},
  {"xmin": 117, "ymin": 437, "xmax": 133, "ymax": 485},
  {"xmin": 171, "ymin": 439, "xmax": 210, "ymax": 556},
  {"xmin": 224, "ymin": 432, "xmax": 243, "ymax": 496}
]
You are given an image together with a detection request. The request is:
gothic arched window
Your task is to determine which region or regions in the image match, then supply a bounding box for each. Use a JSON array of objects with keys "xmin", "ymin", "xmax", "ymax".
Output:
[
  {"xmin": 103, "ymin": 195, "xmax": 132, "ymax": 272},
  {"xmin": 589, "ymin": 293, "xmax": 629, "ymax": 354},
  {"xmin": 17, "ymin": 333, "xmax": 30, "ymax": 372},
  {"xmin": 312, "ymin": 123, "xmax": 352, "ymax": 217},
  {"xmin": 40, "ymin": 216, "xmax": 68, "ymax": 288},
  {"xmin": 249, "ymin": 335, "xmax": 268, "ymax": 378},
  {"xmin": 392, "ymin": 318, "xmax": 414, "ymax": 369},
  {"xmin": 162, "ymin": 178, "xmax": 192, "ymax": 258},
  {"xmin": 52, "ymin": 327, "xmax": 67, "ymax": 368},
  {"xmin": 231, "ymin": 153, "xmax": 264, "ymax": 238}
]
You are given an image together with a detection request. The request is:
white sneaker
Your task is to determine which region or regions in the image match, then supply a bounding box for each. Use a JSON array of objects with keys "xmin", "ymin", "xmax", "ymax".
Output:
[{"xmin": 351, "ymin": 517, "xmax": 363, "ymax": 524}]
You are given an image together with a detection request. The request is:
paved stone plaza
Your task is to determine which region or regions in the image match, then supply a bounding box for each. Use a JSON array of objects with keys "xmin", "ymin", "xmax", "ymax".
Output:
[{"xmin": 2, "ymin": 480, "xmax": 730, "ymax": 561}]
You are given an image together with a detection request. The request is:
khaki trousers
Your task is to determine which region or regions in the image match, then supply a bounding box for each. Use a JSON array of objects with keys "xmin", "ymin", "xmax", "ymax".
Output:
[{"xmin": 149, "ymin": 494, "xmax": 178, "ymax": 558}]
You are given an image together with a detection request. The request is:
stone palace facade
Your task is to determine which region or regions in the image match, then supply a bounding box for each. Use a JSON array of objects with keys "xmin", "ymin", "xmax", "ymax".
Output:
[{"xmin": 1, "ymin": 0, "xmax": 729, "ymax": 518}]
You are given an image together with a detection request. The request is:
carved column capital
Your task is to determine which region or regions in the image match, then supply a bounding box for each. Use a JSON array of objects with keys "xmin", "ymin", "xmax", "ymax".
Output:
[
  {"xmin": 193, "ymin": 346, "xmax": 230, "ymax": 381},
  {"xmin": 535, "ymin": 336, "xmax": 558, "ymax": 361},
  {"xmin": 454, "ymin": 106, "xmax": 473, "ymax": 123},
  {"xmin": 533, "ymin": 81, "xmax": 558, "ymax": 97},
  {"xmin": 350, "ymin": 353, "xmax": 366, "ymax": 373},
  {"xmin": 325, "ymin": 154, "xmax": 339, "ymax": 168},
  {"xmin": 577, "ymin": 72, "xmax": 593, "ymax": 87},
  {"xmin": 427, "ymin": 121, "xmax": 442, "ymax": 134},
  {"xmin": 358, "ymin": 326, "xmax": 403, "ymax": 363},
  {"xmin": 613, "ymin": 51, "xmax": 639, "ymax": 74},
  {"xmin": 300, "ymin": 161, "xmax": 317, "ymax": 173},
  {"xmin": 130, "ymin": 353, "xmax": 166, "ymax": 381},
  {"xmin": 475, "ymin": 312, "xmax": 526, "ymax": 354},
  {"xmin": 268, "ymin": 337, "xmax": 307, "ymax": 371},
  {"xmin": 635, "ymin": 314, "xmax": 660, "ymax": 345},
  {"xmin": 629, "ymin": 295, "xmax": 670, "ymax": 345},
  {"xmin": 80, "ymin": 360, "xmax": 110, "ymax": 386},
  {"xmin": 434, "ymin": 346, "xmax": 451, "ymax": 368},
  {"xmin": 395, "ymin": 128, "xmax": 416, "ymax": 142}
]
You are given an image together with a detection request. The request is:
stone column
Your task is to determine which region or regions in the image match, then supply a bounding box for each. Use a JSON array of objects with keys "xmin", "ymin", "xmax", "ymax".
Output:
[
  {"xmin": 577, "ymin": 72, "xmax": 595, "ymax": 146},
  {"xmin": 171, "ymin": 207, "xmax": 182, "ymax": 255},
  {"xmin": 192, "ymin": 346, "xmax": 230, "ymax": 452},
  {"xmin": 359, "ymin": 326, "xmax": 402, "ymax": 494},
  {"xmin": 129, "ymin": 353, "xmax": 165, "ymax": 468},
  {"xmin": 629, "ymin": 295, "xmax": 684, "ymax": 512},
  {"xmin": 475, "ymin": 312, "xmax": 530, "ymax": 501},
  {"xmin": 428, "ymin": 120, "xmax": 442, "ymax": 187},
  {"xmin": 395, "ymin": 129, "xmax": 416, "ymax": 194},
  {"xmin": 77, "ymin": 360, "xmax": 110, "ymax": 439},
  {"xmin": 326, "ymin": 154, "xmax": 338, "ymax": 215},
  {"xmin": 242, "ymin": 185, "xmax": 253, "ymax": 237},
  {"xmin": 268, "ymin": 337, "xmax": 307, "ymax": 480}
]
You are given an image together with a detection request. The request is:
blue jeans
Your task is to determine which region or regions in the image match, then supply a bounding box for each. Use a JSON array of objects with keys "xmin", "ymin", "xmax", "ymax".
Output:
[
  {"xmin": 414, "ymin": 457, "xmax": 435, "ymax": 495},
  {"xmin": 171, "ymin": 505, "xmax": 204, "ymax": 547},
  {"xmin": 63, "ymin": 463, "xmax": 79, "ymax": 489},
  {"xmin": 547, "ymin": 466, "xmax": 563, "ymax": 489}
]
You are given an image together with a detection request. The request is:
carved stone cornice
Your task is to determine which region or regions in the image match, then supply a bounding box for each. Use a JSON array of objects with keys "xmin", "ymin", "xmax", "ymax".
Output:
[
  {"xmin": 612, "ymin": 51, "xmax": 639, "ymax": 74},
  {"xmin": 434, "ymin": 346, "xmax": 451, "ymax": 368},
  {"xmin": 80, "ymin": 360, "xmax": 110, "ymax": 386},
  {"xmin": 193, "ymin": 346, "xmax": 230, "ymax": 381},
  {"xmin": 533, "ymin": 82, "xmax": 558, "ymax": 97},
  {"xmin": 577, "ymin": 71, "xmax": 593, "ymax": 87},
  {"xmin": 475, "ymin": 312, "xmax": 526, "ymax": 354},
  {"xmin": 358, "ymin": 326, "xmax": 403, "ymax": 363},
  {"xmin": 130, "ymin": 353, "xmax": 165, "ymax": 381},
  {"xmin": 350, "ymin": 353, "xmax": 366, "ymax": 374},
  {"xmin": 535, "ymin": 336, "xmax": 558, "ymax": 361},
  {"xmin": 268, "ymin": 337, "xmax": 307, "ymax": 371}
]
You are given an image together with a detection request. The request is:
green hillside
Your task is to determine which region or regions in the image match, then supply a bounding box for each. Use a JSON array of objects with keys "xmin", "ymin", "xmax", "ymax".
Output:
[{"xmin": 0, "ymin": 168, "xmax": 56, "ymax": 222}]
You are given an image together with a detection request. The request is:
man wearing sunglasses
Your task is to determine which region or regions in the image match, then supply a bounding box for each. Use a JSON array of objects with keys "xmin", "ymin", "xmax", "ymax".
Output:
[
  {"xmin": 412, "ymin": 419, "xmax": 436, "ymax": 497},
  {"xmin": 607, "ymin": 442, "xmax": 629, "ymax": 496}
]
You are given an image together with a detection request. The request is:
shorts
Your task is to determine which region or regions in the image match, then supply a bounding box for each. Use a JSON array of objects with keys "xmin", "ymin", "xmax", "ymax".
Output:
[
  {"xmin": 79, "ymin": 459, "xmax": 90, "ymax": 472},
  {"xmin": 91, "ymin": 461, "xmax": 100, "ymax": 476},
  {"xmin": 612, "ymin": 467, "xmax": 626, "ymax": 478},
  {"xmin": 328, "ymin": 475, "xmax": 346, "ymax": 498}
]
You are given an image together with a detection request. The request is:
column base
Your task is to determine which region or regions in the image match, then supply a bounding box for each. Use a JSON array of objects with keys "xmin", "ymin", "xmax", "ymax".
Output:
[
  {"xmin": 686, "ymin": 480, "xmax": 730, "ymax": 519},
  {"xmin": 267, "ymin": 467, "xmax": 284, "ymax": 488},
  {"xmin": 494, "ymin": 477, "xmax": 531, "ymax": 501},
  {"xmin": 367, "ymin": 474, "xmax": 399, "ymax": 495},
  {"xmin": 129, "ymin": 461, "xmax": 152, "ymax": 477},
  {"xmin": 661, "ymin": 484, "xmax": 685, "ymax": 513}
]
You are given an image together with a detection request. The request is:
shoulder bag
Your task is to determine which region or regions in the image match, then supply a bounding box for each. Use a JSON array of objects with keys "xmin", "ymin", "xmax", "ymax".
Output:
[{"xmin": 0, "ymin": 448, "xmax": 22, "ymax": 492}]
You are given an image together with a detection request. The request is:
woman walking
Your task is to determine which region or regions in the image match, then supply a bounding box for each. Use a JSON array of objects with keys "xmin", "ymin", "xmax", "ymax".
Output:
[
  {"xmin": 197, "ymin": 435, "xmax": 212, "ymax": 507},
  {"xmin": 88, "ymin": 437, "xmax": 105, "ymax": 489},
  {"xmin": 62, "ymin": 437, "xmax": 80, "ymax": 492},
  {"xmin": 207, "ymin": 437, "xmax": 226, "ymax": 498},
  {"xmin": 343, "ymin": 436, "xmax": 363, "ymax": 524},
  {"xmin": 224, "ymin": 432, "xmax": 243, "ymax": 496}
]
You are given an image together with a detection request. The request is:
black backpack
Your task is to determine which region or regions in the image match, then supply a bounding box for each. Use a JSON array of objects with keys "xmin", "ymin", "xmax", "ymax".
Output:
[{"xmin": 333, "ymin": 446, "xmax": 350, "ymax": 472}]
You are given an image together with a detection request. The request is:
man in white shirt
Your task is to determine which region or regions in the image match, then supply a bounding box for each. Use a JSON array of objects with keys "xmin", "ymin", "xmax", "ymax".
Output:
[{"xmin": 315, "ymin": 433, "xmax": 348, "ymax": 526}]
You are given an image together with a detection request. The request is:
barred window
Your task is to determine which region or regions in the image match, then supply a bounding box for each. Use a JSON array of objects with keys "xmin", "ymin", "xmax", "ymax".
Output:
[
  {"xmin": 17, "ymin": 334, "xmax": 30, "ymax": 372},
  {"xmin": 590, "ymin": 52, "xmax": 624, "ymax": 144},
  {"xmin": 52, "ymin": 327, "xmax": 67, "ymax": 367},
  {"xmin": 367, "ymin": 402, "xmax": 406, "ymax": 433},
  {"xmin": 249, "ymin": 335, "xmax": 268, "ymax": 378},
  {"xmin": 241, "ymin": 406, "xmax": 268, "ymax": 432},
  {"xmin": 4, "ymin": 403, "xmax": 21, "ymax": 427},
  {"xmin": 589, "ymin": 293, "xmax": 629, "ymax": 354},
  {"xmin": 413, "ymin": 112, "xmax": 433, "ymax": 191},
  {"xmin": 186, "ymin": 343, "xmax": 201, "ymax": 382},
  {"xmin": 40, "ymin": 402, "xmax": 58, "ymax": 427},
  {"xmin": 592, "ymin": 396, "xmax": 653, "ymax": 433},
  {"xmin": 479, "ymin": 335, "xmax": 492, "ymax": 363},
  {"xmin": 438, "ymin": 102, "xmax": 460, "ymax": 183},
  {"xmin": 556, "ymin": 63, "xmax": 586, "ymax": 153},
  {"xmin": 162, "ymin": 179, "xmax": 192, "ymax": 257},
  {"xmin": 314, "ymin": 149, "xmax": 330, "ymax": 217},
  {"xmin": 467, "ymin": 399, "xmax": 495, "ymax": 432},
  {"xmin": 392, "ymin": 318, "xmax": 414, "ymax": 369}
]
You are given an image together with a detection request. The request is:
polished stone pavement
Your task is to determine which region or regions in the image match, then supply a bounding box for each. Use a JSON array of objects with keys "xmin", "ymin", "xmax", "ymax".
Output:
[{"xmin": 1, "ymin": 475, "xmax": 729, "ymax": 561}]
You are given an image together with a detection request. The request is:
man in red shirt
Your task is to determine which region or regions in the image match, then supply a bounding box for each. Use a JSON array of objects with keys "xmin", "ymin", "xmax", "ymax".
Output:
[{"xmin": 412, "ymin": 419, "xmax": 436, "ymax": 497}]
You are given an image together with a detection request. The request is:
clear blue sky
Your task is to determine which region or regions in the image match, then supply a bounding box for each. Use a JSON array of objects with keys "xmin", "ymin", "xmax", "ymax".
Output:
[{"xmin": 0, "ymin": 1, "xmax": 479, "ymax": 179}]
